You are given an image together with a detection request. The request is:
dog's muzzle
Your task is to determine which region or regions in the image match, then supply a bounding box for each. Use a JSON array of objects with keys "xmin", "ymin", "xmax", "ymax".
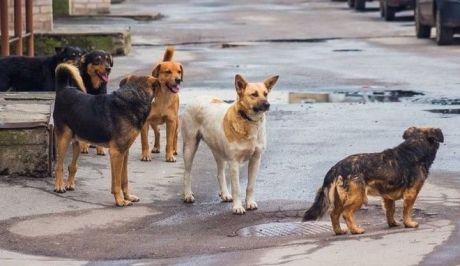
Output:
[{"xmin": 254, "ymin": 101, "xmax": 270, "ymax": 112}]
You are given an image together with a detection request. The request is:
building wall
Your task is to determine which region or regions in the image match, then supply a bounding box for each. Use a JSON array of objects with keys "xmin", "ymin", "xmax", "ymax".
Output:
[
  {"xmin": 7, "ymin": 0, "xmax": 53, "ymax": 32},
  {"xmin": 70, "ymin": 0, "xmax": 110, "ymax": 15}
]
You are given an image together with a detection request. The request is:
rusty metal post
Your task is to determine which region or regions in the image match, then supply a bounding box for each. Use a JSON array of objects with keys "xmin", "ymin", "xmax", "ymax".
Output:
[
  {"xmin": 14, "ymin": 0, "xmax": 23, "ymax": 55},
  {"xmin": 1, "ymin": 0, "xmax": 10, "ymax": 56},
  {"xmin": 25, "ymin": 0, "xmax": 33, "ymax": 56}
]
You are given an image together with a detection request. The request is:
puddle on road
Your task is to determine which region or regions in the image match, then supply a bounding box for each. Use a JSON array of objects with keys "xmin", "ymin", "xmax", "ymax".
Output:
[
  {"xmin": 288, "ymin": 89, "xmax": 424, "ymax": 104},
  {"xmin": 426, "ymin": 109, "xmax": 460, "ymax": 115}
]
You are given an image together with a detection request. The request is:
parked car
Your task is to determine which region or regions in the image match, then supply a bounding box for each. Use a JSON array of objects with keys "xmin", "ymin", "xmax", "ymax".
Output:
[
  {"xmin": 379, "ymin": 0, "xmax": 415, "ymax": 21},
  {"xmin": 415, "ymin": 0, "xmax": 460, "ymax": 45}
]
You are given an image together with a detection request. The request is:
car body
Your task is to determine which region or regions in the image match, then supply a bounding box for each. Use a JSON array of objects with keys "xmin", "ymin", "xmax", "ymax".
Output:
[
  {"xmin": 379, "ymin": 0, "xmax": 415, "ymax": 21},
  {"xmin": 415, "ymin": 0, "xmax": 460, "ymax": 45}
]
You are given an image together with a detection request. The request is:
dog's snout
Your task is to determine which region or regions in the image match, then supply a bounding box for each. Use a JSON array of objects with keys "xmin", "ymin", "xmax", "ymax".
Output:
[
  {"xmin": 175, "ymin": 78, "xmax": 182, "ymax": 84},
  {"xmin": 106, "ymin": 66, "xmax": 112, "ymax": 73},
  {"xmin": 262, "ymin": 102, "xmax": 270, "ymax": 110}
]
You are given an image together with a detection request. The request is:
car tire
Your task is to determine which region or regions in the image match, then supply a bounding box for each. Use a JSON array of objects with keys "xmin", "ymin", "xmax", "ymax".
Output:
[
  {"xmin": 415, "ymin": 3, "xmax": 431, "ymax": 38},
  {"xmin": 436, "ymin": 9, "xmax": 454, "ymax": 45},
  {"xmin": 348, "ymin": 0, "xmax": 355, "ymax": 8},
  {"xmin": 383, "ymin": 4, "xmax": 396, "ymax": 21},
  {"xmin": 354, "ymin": 0, "xmax": 365, "ymax": 11}
]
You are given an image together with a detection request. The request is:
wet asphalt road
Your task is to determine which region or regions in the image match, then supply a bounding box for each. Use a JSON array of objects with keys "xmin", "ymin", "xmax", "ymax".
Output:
[{"xmin": 1, "ymin": 0, "xmax": 460, "ymax": 265}]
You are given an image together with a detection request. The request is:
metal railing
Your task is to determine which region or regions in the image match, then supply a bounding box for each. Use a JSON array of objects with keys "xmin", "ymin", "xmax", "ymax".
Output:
[{"xmin": 0, "ymin": 0, "xmax": 34, "ymax": 56}]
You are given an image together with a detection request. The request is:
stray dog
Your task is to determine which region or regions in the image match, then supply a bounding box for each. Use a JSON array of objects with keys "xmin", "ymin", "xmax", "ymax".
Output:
[
  {"xmin": 53, "ymin": 63, "xmax": 159, "ymax": 206},
  {"xmin": 140, "ymin": 47, "xmax": 182, "ymax": 162},
  {"xmin": 302, "ymin": 127, "xmax": 443, "ymax": 235},
  {"xmin": 78, "ymin": 50, "xmax": 113, "ymax": 156},
  {"xmin": 181, "ymin": 74, "xmax": 279, "ymax": 214},
  {"xmin": 0, "ymin": 46, "xmax": 83, "ymax": 91}
]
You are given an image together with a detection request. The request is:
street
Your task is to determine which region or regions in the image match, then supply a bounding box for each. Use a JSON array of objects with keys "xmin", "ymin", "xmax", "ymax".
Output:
[{"xmin": 1, "ymin": 0, "xmax": 460, "ymax": 265}]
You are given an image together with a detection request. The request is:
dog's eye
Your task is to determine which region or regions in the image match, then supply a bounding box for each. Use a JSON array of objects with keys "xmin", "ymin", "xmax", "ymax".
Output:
[
  {"xmin": 251, "ymin": 92, "xmax": 259, "ymax": 97},
  {"xmin": 165, "ymin": 70, "xmax": 172, "ymax": 74},
  {"xmin": 264, "ymin": 92, "xmax": 268, "ymax": 97}
]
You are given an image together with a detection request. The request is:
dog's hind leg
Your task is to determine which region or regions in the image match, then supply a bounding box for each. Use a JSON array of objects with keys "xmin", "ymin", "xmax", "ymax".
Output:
[
  {"xmin": 340, "ymin": 177, "xmax": 365, "ymax": 234},
  {"xmin": 140, "ymin": 123, "xmax": 152, "ymax": 161},
  {"xmin": 109, "ymin": 148, "xmax": 132, "ymax": 207},
  {"xmin": 230, "ymin": 161, "xmax": 245, "ymax": 215},
  {"xmin": 65, "ymin": 141, "xmax": 81, "ymax": 191},
  {"xmin": 152, "ymin": 124, "xmax": 161, "ymax": 154},
  {"xmin": 183, "ymin": 131, "xmax": 201, "ymax": 203},
  {"xmin": 54, "ymin": 127, "xmax": 72, "ymax": 193},
  {"xmin": 121, "ymin": 150, "xmax": 139, "ymax": 202},
  {"xmin": 383, "ymin": 198, "xmax": 399, "ymax": 227},
  {"xmin": 214, "ymin": 155, "xmax": 231, "ymax": 202},
  {"xmin": 246, "ymin": 152, "xmax": 261, "ymax": 210}
]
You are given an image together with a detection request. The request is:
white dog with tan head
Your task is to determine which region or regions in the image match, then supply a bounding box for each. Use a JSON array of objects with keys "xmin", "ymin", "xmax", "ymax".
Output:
[{"xmin": 181, "ymin": 74, "xmax": 279, "ymax": 214}]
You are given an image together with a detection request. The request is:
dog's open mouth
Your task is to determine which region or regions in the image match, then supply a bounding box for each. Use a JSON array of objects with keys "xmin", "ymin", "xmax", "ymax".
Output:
[
  {"xmin": 96, "ymin": 71, "xmax": 109, "ymax": 83},
  {"xmin": 167, "ymin": 83, "xmax": 180, "ymax": 93}
]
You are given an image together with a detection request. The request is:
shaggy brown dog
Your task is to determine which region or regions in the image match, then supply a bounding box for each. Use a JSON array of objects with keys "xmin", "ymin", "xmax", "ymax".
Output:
[
  {"xmin": 302, "ymin": 127, "xmax": 443, "ymax": 235},
  {"xmin": 140, "ymin": 47, "xmax": 183, "ymax": 162}
]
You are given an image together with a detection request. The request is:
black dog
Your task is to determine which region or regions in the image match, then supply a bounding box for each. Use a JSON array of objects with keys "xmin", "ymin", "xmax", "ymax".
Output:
[
  {"xmin": 303, "ymin": 127, "xmax": 443, "ymax": 235},
  {"xmin": 53, "ymin": 63, "xmax": 159, "ymax": 207},
  {"xmin": 77, "ymin": 50, "xmax": 113, "ymax": 155},
  {"xmin": 0, "ymin": 46, "xmax": 83, "ymax": 91}
]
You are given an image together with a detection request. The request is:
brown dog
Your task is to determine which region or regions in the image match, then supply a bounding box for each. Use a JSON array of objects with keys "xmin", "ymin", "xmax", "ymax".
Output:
[
  {"xmin": 302, "ymin": 127, "xmax": 443, "ymax": 235},
  {"xmin": 140, "ymin": 47, "xmax": 183, "ymax": 162}
]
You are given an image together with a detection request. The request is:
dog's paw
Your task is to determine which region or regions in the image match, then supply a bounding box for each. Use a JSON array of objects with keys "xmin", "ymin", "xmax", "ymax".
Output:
[
  {"xmin": 246, "ymin": 201, "xmax": 258, "ymax": 210},
  {"xmin": 334, "ymin": 229, "xmax": 348, "ymax": 235},
  {"xmin": 166, "ymin": 155, "xmax": 176, "ymax": 163},
  {"xmin": 54, "ymin": 186, "xmax": 66, "ymax": 193},
  {"xmin": 115, "ymin": 199, "xmax": 133, "ymax": 207},
  {"xmin": 232, "ymin": 204, "xmax": 246, "ymax": 215},
  {"xmin": 96, "ymin": 147, "xmax": 106, "ymax": 156},
  {"xmin": 151, "ymin": 147, "xmax": 160, "ymax": 154},
  {"xmin": 124, "ymin": 193, "xmax": 140, "ymax": 202},
  {"xmin": 65, "ymin": 183, "xmax": 75, "ymax": 191},
  {"xmin": 219, "ymin": 192, "xmax": 233, "ymax": 202},
  {"xmin": 80, "ymin": 146, "xmax": 89, "ymax": 154},
  {"xmin": 183, "ymin": 192, "xmax": 195, "ymax": 203},
  {"xmin": 350, "ymin": 227, "xmax": 365, "ymax": 234},
  {"xmin": 388, "ymin": 220, "xmax": 400, "ymax": 228},
  {"xmin": 141, "ymin": 153, "xmax": 152, "ymax": 161},
  {"xmin": 404, "ymin": 221, "xmax": 419, "ymax": 228}
]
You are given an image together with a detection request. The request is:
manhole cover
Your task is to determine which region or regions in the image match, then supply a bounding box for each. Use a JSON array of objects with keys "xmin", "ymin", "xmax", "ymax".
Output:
[{"xmin": 237, "ymin": 221, "xmax": 334, "ymax": 237}]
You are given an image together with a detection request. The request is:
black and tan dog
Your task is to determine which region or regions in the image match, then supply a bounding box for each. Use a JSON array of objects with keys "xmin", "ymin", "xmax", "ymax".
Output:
[
  {"xmin": 53, "ymin": 63, "xmax": 159, "ymax": 206},
  {"xmin": 77, "ymin": 50, "xmax": 113, "ymax": 156},
  {"xmin": 0, "ymin": 46, "xmax": 83, "ymax": 91},
  {"xmin": 302, "ymin": 127, "xmax": 443, "ymax": 235},
  {"xmin": 140, "ymin": 47, "xmax": 183, "ymax": 162}
]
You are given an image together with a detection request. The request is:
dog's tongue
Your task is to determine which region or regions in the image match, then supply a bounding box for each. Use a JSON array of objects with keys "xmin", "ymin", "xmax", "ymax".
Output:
[
  {"xmin": 100, "ymin": 73, "xmax": 109, "ymax": 83},
  {"xmin": 169, "ymin": 84, "xmax": 180, "ymax": 93}
]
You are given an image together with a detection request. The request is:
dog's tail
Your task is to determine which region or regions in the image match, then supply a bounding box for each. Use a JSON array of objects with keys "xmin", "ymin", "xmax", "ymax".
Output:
[
  {"xmin": 302, "ymin": 169, "xmax": 337, "ymax": 222},
  {"xmin": 163, "ymin": 47, "xmax": 175, "ymax": 62},
  {"xmin": 55, "ymin": 63, "xmax": 86, "ymax": 92}
]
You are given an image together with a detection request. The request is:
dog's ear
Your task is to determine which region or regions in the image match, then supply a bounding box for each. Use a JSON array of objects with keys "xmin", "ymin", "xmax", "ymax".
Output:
[
  {"xmin": 55, "ymin": 46, "xmax": 63, "ymax": 54},
  {"xmin": 119, "ymin": 77, "xmax": 128, "ymax": 87},
  {"xmin": 179, "ymin": 64, "xmax": 184, "ymax": 81},
  {"xmin": 428, "ymin": 128, "xmax": 444, "ymax": 143},
  {"xmin": 264, "ymin": 75, "xmax": 279, "ymax": 92},
  {"xmin": 235, "ymin": 74, "xmax": 248, "ymax": 95},
  {"xmin": 403, "ymin": 127, "xmax": 418, "ymax": 140},
  {"xmin": 149, "ymin": 77, "xmax": 161, "ymax": 91},
  {"xmin": 80, "ymin": 54, "xmax": 87, "ymax": 65},
  {"xmin": 152, "ymin": 64, "xmax": 161, "ymax": 78},
  {"xmin": 107, "ymin": 53, "xmax": 114, "ymax": 67}
]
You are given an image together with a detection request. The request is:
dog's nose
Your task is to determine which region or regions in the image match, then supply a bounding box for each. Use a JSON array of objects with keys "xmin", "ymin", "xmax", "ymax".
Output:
[
  {"xmin": 175, "ymin": 78, "xmax": 182, "ymax": 84},
  {"xmin": 262, "ymin": 102, "xmax": 270, "ymax": 110},
  {"xmin": 106, "ymin": 67, "xmax": 111, "ymax": 73}
]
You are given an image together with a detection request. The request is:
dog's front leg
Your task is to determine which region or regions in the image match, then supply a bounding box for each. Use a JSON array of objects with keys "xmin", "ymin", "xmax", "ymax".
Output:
[
  {"xmin": 110, "ymin": 148, "xmax": 132, "ymax": 207},
  {"xmin": 140, "ymin": 123, "xmax": 151, "ymax": 161},
  {"xmin": 165, "ymin": 118, "xmax": 177, "ymax": 162},
  {"xmin": 230, "ymin": 161, "xmax": 245, "ymax": 214},
  {"xmin": 403, "ymin": 188, "xmax": 420, "ymax": 228},
  {"xmin": 246, "ymin": 152, "xmax": 261, "ymax": 210}
]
